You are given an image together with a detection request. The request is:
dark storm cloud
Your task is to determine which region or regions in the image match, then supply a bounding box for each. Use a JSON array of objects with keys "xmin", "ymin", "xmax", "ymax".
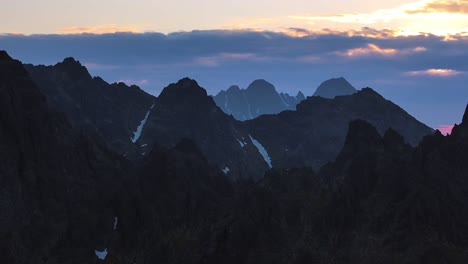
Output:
[{"xmin": 1, "ymin": 29, "xmax": 467, "ymax": 128}]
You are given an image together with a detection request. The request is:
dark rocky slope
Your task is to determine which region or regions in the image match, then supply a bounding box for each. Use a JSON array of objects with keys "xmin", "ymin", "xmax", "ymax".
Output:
[
  {"xmin": 24, "ymin": 59, "xmax": 156, "ymax": 155},
  {"xmin": 246, "ymin": 87, "xmax": 434, "ymax": 169},
  {"xmin": 2, "ymin": 50, "xmax": 468, "ymax": 263},
  {"xmin": 0, "ymin": 51, "xmax": 130, "ymax": 263},
  {"xmin": 110, "ymin": 106, "xmax": 468, "ymax": 264},
  {"xmin": 137, "ymin": 78, "xmax": 270, "ymax": 178}
]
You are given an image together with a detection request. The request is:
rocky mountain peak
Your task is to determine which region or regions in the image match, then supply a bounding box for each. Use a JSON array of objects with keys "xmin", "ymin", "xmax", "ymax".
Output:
[
  {"xmin": 0, "ymin": 50, "xmax": 13, "ymax": 61},
  {"xmin": 296, "ymin": 91, "xmax": 305, "ymax": 101},
  {"xmin": 158, "ymin": 77, "xmax": 214, "ymax": 108},
  {"xmin": 313, "ymin": 77, "xmax": 357, "ymax": 98},
  {"xmin": 227, "ymin": 85, "xmax": 241, "ymax": 93},
  {"xmin": 247, "ymin": 79, "xmax": 276, "ymax": 93},
  {"xmin": 358, "ymin": 87, "xmax": 385, "ymax": 99},
  {"xmin": 54, "ymin": 57, "xmax": 92, "ymax": 81}
]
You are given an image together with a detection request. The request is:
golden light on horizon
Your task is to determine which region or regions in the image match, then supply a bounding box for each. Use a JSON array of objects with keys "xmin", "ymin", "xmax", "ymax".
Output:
[{"xmin": 405, "ymin": 68, "xmax": 463, "ymax": 76}]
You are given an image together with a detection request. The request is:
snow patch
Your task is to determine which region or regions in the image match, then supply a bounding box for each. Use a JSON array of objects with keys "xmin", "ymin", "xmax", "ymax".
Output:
[
  {"xmin": 237, "ymin": 139, "xmax": 247, "ymax": 147},
  {"xmin": 142, "ymin": 152, "xmax": 146, "ymax": 156},
  {"xmin": 131, "ymin": 103, "xmax": 155, "ymax": 143},
  {"xmin": 113, "ymin": 216, "xmax": 118, "ymax": 230},
  {"xmin": 249, "ymin": 135, "xmax": 272, "ymax": 168},
  {"xmin": 95, "ymin": 248, "xmax": 108, "ymax": 260},
  {"xmin": 141, "ymin": 144, "xmax": 148, "ymax": 147},
  {"xmin": 222, "ymin": 167, "xmax": 230, "ymax": 174}
]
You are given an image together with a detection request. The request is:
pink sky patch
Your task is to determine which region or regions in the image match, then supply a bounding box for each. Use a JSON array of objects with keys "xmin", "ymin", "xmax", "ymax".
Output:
[{"xmin": 435, "ymin": 124, "xmax": 454, "ymax": 135}]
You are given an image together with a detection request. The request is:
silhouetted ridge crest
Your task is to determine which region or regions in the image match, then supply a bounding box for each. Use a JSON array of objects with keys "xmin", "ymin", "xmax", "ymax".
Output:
[
  {"xmin": 247, "ymin": 79, "xmax": 276, "ymax": 92},
  {"xmin": 227, "ymin": 85, "xmax": 240, "ymax": 92},
  {"xmin": 296, "ymin": 91, "xmax": 305, "ymax": 101},
  {"xmin": 54, "ymin": 57, "xmax": 92, "ymax": 81},
  {"xmin": 0, "ymin": 50, "xmax": 13, "ymax": 61},
  {"xmin": 213, "ymin": 79, "xmax": 304, "ymax": 121},
  {"xmin": 158, "ymin": 77, "xmax": 211, "ymax": 105},
  {"xmin": 313, "ymin": 77, "xmax": 357, "ymax": 98}
]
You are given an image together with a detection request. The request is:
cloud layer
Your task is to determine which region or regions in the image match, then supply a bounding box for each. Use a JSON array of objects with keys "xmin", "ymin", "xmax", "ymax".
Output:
[{"xmin": 407, "ymin": 0, "xmax": 468, "ymax": 14}]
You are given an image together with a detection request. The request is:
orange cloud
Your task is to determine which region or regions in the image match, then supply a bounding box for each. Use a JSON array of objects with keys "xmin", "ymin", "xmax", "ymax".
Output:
[
  {"xmin": 283, "ymin": 27, "xmax": 399, "ymax": 38},
  {"xmin": 405, "ymin": 68, "xmax": 463, "ymax": 76},
  {"xmin": 288, "ymin": 0, "xmax": 468, "ymax": 37},
  {"xmin": 343, "ymin": 44, "xmax": 397, "ymax": 56},
  {"xmin": 58, "ymin": 24, "xmax": 142, "ymax": 34},
  {"xmin": 407, "ymin": 0, "xmax": 468, "ymax": 14},
  {"xmin": 338, "ymin": 44, "xmax": 426, "ymax": 57},
  {"xmin": 194, "ymin": 52, "xmax": 259, "ymax": 66}
]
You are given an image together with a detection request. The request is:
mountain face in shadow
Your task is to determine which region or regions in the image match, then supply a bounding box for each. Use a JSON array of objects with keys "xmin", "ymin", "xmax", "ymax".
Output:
[
  {"xmin": 24, "ymin": 59, "xmax": 156, "ymax": 155},
  {"xmin": 246, "ymin": 87, "xmax": 434, "ymax": 169},
  {"xmin": 264, "ymin": 111, "xmax": 468, "ymax": 263},
  {"xmin": 213, "ymin": 79, "xmax": 305, "ymax": 121},
  {"xmin": 0, "ymin": 51, "xmax": 130, "ymax": 263},
  {"xmin": 313, "ymin": 77, "xmax": 357, "ymax": 98},
  {"xmin": 2, "ymin": 50, "xmax": 468, "ymax": 263},
  {"xmin": 111, "ymin": 105, "xmax": 468, "ymax": 264},
  {"xmin": 134, "ymin": 78, "xmax": 270, "ymax": 178},
  {"xmin": 24, "ymin": 58, "xmax": 432, "ymax": 178}
]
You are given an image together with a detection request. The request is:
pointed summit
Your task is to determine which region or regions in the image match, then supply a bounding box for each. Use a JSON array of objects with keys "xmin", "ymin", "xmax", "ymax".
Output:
[
  {"xmin": 247, "ymin": 79, "xmax": 276, "ymax": 93},
  {"xmin": 227, "ymin": 85, "xmax": 241, "ymax": 93},
  {"xmin": 158, "ymin": 77, "xmax": 209, "ymax": 103},
  {"xmin": 54, "ymin": 57, "xmax": 92, "ymax": 81},
  {"xmin": 157, "ymin": 78, "xmax": 217, "ymax": 112},
  {"xmin": 296, "ymin": 91, "xmax": 305, "ymax": 101},
  {"xmin": 0, "ymin": 50, "xmax": 13, "ymax": 61},
  {"xmin": 313, "ymin": 77, "xmax": 357, "ymax": 98},
  {"xmin": 213, "ymin": 79, "xmax": 305, "ymax": 121}
]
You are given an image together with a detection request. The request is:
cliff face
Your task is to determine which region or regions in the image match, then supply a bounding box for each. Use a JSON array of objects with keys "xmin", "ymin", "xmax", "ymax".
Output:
[
  {"xmin": 138, "ymin": 78, "xmax": 270, "ymax": 179},
  {"xmin": 0, "ymin": 51, "xmax": 132, "ymax": 263},
  {"xmin": 24, "ymin": 59, "xmax": 156, "ymax": 155},
  {"xmin": 246, "ymin": 87, "xmax": 434, "ymax": 169},
  {"xmin": 3, "ymin": 50, "xmax": 468, "ymax": 264},
  {"xmin": 213, "ymin": 79, "xmax": 305, "ymax": 121}
]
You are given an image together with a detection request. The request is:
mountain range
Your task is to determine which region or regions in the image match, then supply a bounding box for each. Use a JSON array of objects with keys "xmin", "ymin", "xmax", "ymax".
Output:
[
  {"xmin": 213, "ymin": 79, "xmax": 305, "ymax": 121},
  {"xmin": 213, "ymin": 77, "xmax": 358, "ymax": 121},
  {"xmin": 246, "ymin": 87, "xmax": 433, "ymax": 169},
  {"xmin": 2, "ymin": 50, "xmax": 467, "ymax": 263},
  {"xmin": 23, "ymin": 58, "xmax": 433, "ymax": 177}
]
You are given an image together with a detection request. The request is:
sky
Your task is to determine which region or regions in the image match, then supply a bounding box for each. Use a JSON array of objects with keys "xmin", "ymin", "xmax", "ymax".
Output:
[{"xmin": 1, "ymin": 0, "xmax": 468, "ymax": 132}]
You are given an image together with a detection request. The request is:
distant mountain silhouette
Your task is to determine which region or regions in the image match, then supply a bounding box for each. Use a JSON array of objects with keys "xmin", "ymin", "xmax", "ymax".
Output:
[
  {"xmin": 24, "ymin": 59, "xmax": 156, "ymax": 155},
  {"xmin": 213, "ymin": 79, "xmax": 305, "ymax": 121},
  {"xmin": 246, "ymin": 87, "xmax": 434, "ymax": 169},
  {"xmin": 313, "ymin": 77, "xmax": 357, "ymax": 98}
]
